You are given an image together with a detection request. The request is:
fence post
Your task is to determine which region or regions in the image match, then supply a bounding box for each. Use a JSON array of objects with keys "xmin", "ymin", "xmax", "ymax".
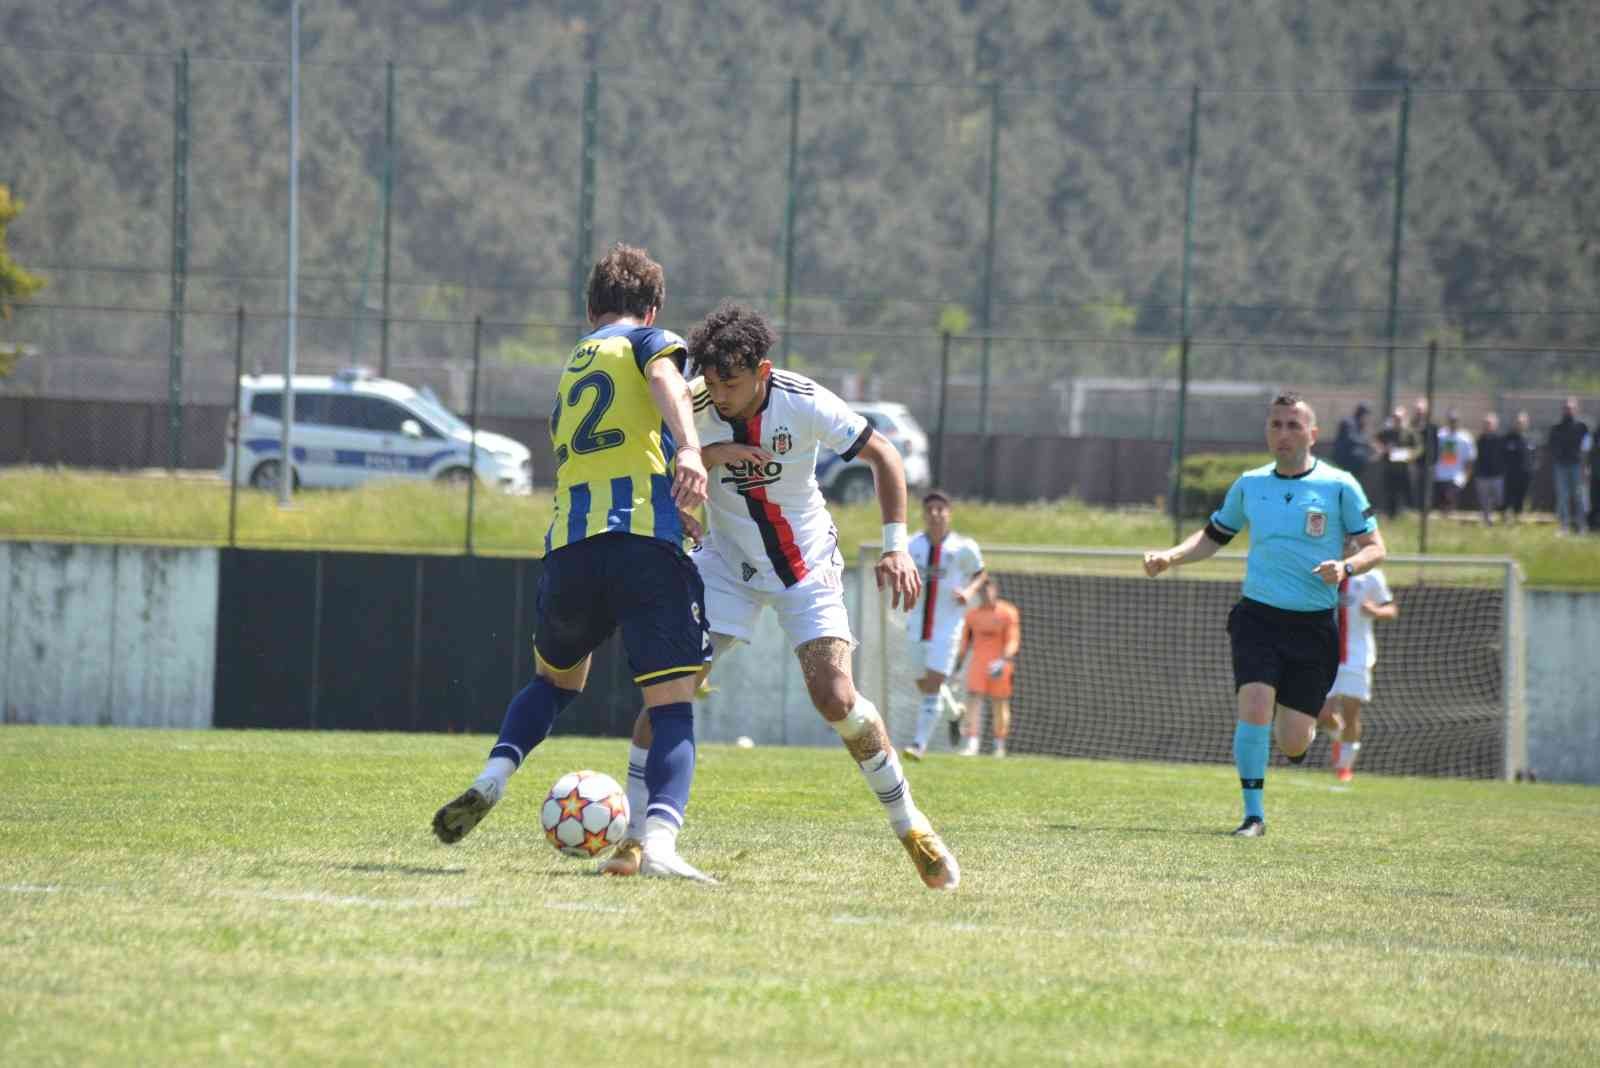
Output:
[
  {"xmin": 571, "ymin": 68, "xmax": 599, "ymax": 332},
  {"xmin": 1169, "ymin": 85, "xmax": 1201, "ymax": 539},
  {"xmin": 933, "ymin": 330, "xmax": 952, "ymax": 486},
  {"xmin": 1419, "ymin": 339, "xmax": 1438, "ymax": 555},
  {"xmin": 1380, "ymin": 83, "xmax": 1412, "ymax": 417},
  {"xmin": 976, "ymin": 82, "xmax": 1002, "ymax": 494},
  {"xmin": 780, "ymin": 75, "xmax": 801, "ymax": 362},
  {"xmin": 167, "ymin": 49, "xmax": 190, "ymax": 470},
  {"xmin": 465, "ymin": 316, "xmax": 483, "ymax": 556},
  {"xmin": 380, "ymin": 59, "xmax": 395, "ymax": 377},
  {"xmin": 227, "ymin": 306, "xmax": 245, "ymax": 547}
]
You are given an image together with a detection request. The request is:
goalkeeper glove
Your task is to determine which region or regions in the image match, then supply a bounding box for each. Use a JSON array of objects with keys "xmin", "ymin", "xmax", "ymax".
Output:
[{"xmin": 987, "ymin": 657, "xmax": 1008, "ymax": 678}]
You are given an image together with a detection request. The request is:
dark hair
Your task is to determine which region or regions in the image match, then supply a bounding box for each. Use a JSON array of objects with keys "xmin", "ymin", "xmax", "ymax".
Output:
[
  {"xmin": 586, "ymin": 243, "xmax": 665, "ymax": 319},
  {"xmin": 922, "ymin": 488, "xmax": 951, "ymax": 506},
  {"xmin": 1271, "ymin": 391, "xmax": 1317, "ymax": 426},
  {"xmin": 689, "ymin": 302, "xmax": 775, "ymax": 379}
]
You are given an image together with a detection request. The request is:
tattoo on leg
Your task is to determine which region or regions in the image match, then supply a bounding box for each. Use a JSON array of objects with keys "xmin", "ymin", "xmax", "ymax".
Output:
[{"xmin": 795, "ymin": 636, "xmax": 851, "ymax": 684}]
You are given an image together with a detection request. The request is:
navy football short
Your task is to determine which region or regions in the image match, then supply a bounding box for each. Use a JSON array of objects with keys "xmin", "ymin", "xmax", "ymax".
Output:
[
  {"xmin": 1225, "ymin": 597, "xmax": 1339, "ymax": 716},
  {"xmin": 534, "ymin": 532, "xmax": 711, "ymax": 685}
]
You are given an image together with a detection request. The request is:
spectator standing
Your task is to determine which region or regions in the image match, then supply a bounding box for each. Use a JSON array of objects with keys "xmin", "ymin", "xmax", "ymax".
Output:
[
  {"xmin": 1411, "ymin": 398, "xmax": 1439, "ymax": 512},
  {"xmin": 1332, "ymin": 403, "xmax": 1374, "ymax": 480},
  {"xmin": 1501, "ymin": 411, "xmax": 1536, "ymax": 522},
  {"xmin": 1547, "ymin": 397, "xmax": 1590, "ymax": 536},
  {"xmin": 1472, "ymin": 412, "xmax": 1506, "ymax": 525},
  {"xmin": 1432, "ymin": 410, "xmax": 1476, "ymax": 515},
  {"xmin": 1377, "ymin": 405, "xmax": 1418, "ymax": 517}
]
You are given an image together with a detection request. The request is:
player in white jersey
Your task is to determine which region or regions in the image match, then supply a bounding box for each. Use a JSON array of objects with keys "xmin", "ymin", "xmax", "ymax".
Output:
[
  {"xmin": 901, "ymin": 490, "xmax": 987, "ymax": 760},
  {"xmin": 1317, "ymin": 537, "xmax": 1398, "ymax": 782},
  {"xmin": 600, "ymin": 301, "xmax": 960, "ymax": 890}
]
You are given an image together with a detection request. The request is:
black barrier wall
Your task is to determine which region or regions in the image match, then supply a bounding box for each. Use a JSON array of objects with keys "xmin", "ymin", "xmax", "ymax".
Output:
[{"xmin": 214, "ymin": 549, "xmax": 639, "ymax": 736}]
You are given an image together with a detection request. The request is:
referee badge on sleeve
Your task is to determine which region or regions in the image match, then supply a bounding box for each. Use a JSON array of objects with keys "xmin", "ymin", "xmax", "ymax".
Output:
[{"xmin": 1305, "ymin": 509, "xmax": 1326, "ymax": 537}]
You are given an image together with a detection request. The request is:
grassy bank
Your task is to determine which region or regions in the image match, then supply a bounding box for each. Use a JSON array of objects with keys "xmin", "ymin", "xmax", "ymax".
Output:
[{"xmin": 2, "ymin": 467, "xmax": 1595, "ymax": 587}]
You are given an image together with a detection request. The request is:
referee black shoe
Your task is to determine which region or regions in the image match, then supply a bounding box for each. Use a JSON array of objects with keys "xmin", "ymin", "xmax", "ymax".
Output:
[{"xmin": 1230, "ymin": 816, "xmax": 1266, "ymax": 838}]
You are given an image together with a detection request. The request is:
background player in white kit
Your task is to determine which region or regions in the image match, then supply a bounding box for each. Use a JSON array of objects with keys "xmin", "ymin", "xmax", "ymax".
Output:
[
  {"xmin": 604, "ymin": 301, "xmax": 960, "ymax": 890},
  {"xmin": 1317, "ymin": 536, "xmax": 1398, "ymax": 782},
  {"xmin": 901, "ymin": 490, "xmax": 987, "ymax": 761}
]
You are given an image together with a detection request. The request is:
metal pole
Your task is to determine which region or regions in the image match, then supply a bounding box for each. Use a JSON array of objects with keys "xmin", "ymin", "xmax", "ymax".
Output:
[
  {"xmin": 1419, "ymin": 339, "xmax": 1438, "ymax": 555},
  {"xmin": 1170, "ymin": 337, "xmax": 1191, "ymax": 543},
  {"xmin": 465, "ymin": 317, "xmax": 483, "ymax": 556},
  {"xmin": 227, "ymin": 305, "xmax": 245, "ymax": 547},
  {"xmin": 780, "ymin": 75, "xmax": 801, "ymax": 362},
  {"xmin": 976, "ymin": 82, "xmax": 1001, "ymax": 495},
  {"xmin": 572, "ymin": 68, "xmax": 599, "ymax": 330},
  {"xmin": 1170, "ymin": 85, "xmax": 1201, "ymax": 539},
  {"xmin": 933, "ymin": 330, "xmax": 952, "ymax": 486},
  {"xmin": 1380, "ymin": 84, "xmax": 1412, "ymax": 417},
  {"xmin": 380, "ymin": 59, "xmax": 394, "ymax": 377},
  {"xmin": 279, "ymin": 1, "xmax": 301, "ymax": 508},
  {"xmin": 167, "ymin": 49, "xmax": 189, "ymax": 470}
]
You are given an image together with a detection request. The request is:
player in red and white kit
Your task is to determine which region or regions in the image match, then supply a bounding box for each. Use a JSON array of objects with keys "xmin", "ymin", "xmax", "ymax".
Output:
[
  {"xmin": 602, "ymin": 302, "xmax": 960, "ymax": 890},
  {"xmin": 901, "ymin": 490, "xmax": 986, "ymax": 760},
  {"xmin": 1317, "ymin": 537, "xmax": 1398, "ymax": 782}
]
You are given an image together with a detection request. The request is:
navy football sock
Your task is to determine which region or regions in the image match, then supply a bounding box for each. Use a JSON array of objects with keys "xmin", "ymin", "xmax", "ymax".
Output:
[
  {"xmin": 488, "ymin": 677, "xmax": 578, "ymax": 767},
  {"xmin": 644, "ymin": 702, "xmax": 696, "ymax": 829}
]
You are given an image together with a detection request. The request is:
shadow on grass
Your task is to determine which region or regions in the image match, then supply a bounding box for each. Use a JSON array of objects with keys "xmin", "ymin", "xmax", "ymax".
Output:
[{"xmin": 342, "ymin": 863, "xmax": 469, "ymax": 876}]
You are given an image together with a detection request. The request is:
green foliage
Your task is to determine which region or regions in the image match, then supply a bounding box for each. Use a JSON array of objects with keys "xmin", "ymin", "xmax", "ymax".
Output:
[
  {"xmin": 936, "ymin": 304, "xmax": 972, "ymax": 336},
  {"xmin": 1175, "ymin": 451, "xmax": 1274, "ymax": 517},
  {"xmin": 0, "ymin": 184, "xmax": 45, "ymax": 378}
]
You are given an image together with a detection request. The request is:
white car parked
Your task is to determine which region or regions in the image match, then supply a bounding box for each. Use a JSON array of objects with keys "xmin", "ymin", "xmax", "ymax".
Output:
[
  {"xmin": 817, "ymin": 401, "xmax": 932, "ymax": 504},
  {"xmin": 223, "ymin": 368, "xmax": 532, "ymax": 494}
]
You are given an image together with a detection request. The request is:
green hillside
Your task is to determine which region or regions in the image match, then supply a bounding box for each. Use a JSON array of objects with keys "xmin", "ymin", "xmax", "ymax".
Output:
[{"xmin": 3, "ymin": 2, "xmax": 1597, "ymax": 390}]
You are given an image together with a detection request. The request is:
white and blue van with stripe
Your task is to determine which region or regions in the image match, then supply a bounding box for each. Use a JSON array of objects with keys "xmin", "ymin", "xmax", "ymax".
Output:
[{"xmin": 222, "ymin": 368, "xmax": 532, "ymax": 494}]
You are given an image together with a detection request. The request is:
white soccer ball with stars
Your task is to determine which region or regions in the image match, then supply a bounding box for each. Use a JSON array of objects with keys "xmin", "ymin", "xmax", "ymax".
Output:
[{"xmin": 540, "ymin": 770, "xmax": 629, "ymax": 858}]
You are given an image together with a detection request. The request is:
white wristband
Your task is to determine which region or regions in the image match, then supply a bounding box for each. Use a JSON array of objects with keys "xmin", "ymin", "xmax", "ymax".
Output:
[{"xmin": 881, "ymin": 522, "xmax": 909, "ymax": 554}]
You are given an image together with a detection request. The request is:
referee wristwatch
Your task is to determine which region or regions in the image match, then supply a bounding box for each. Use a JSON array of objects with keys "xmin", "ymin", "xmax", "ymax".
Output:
[{"xmin": 1342, "ymin": 561, "xmax": 1355, "ymax": 578}]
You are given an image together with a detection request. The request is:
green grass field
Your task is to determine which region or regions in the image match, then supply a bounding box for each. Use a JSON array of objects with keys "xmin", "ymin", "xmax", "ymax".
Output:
[
  {"xmin": 3, "ymin": 467, "xmax": 1598, "ymax": 587},
  {"xmin": 2, "ymin": 727, "xmax": 1596, "ymax": 1066}
]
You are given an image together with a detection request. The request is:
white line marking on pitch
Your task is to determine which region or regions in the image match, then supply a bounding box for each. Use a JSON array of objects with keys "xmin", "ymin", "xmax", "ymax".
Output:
[
  {"xmin": 3, "ymin": 884, "xmax": 61, "ymax": 894},
  {"xmin": 229, "ymin": 889, "xmax": 476, "ymax": 911}
]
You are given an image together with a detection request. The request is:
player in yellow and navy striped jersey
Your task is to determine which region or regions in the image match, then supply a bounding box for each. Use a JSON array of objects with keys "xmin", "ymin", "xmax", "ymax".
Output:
[{"xmin": 434, "ymin": 244, "xmax": 717, "ymax": 882}]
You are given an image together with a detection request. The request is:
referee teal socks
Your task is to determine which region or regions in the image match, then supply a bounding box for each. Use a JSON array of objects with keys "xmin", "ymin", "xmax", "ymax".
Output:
[{"xmin": 1233, "ymin": 721, "xmax": 1270, "ymax": 822}]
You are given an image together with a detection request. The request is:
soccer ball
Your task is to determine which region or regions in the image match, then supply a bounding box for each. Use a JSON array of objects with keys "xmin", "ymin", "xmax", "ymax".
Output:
[{"xmin": 540, "ymin": 770, "xmax": 629, "ymax": 858}]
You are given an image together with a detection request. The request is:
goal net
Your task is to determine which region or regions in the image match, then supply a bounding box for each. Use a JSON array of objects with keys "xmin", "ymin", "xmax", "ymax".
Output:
[{"xmin": 854, "ymin": 546, "xmax": 1526, "ymax": 780}]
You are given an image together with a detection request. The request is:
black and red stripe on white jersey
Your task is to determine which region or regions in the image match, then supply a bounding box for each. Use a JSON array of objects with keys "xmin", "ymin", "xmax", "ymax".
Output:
[
  {"xmin": 906, "ymin": 530, "xmax": 985, "ymax": 642},
  {"xmin": 693, "ymin": 370, "xmax": 872, "ymax": 589}
]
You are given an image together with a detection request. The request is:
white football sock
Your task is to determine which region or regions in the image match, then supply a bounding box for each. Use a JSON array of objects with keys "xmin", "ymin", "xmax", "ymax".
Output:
[
  {"xmin": 937, "ymin": 683, "xmax": 961, "ymax": 718},
  {"xmin": 641, "ymin": 813, "xmax": 681, "ymax": 856},
  {"xmin": 857, "ymin": 746, "xmax": 920, "ymax": 836},
  {"xmin": 1337, "ymin": 741, "xmax": 1361, "ymax": 770},
  {"xmin": 914, "ymin": 694, "xmax": 940, "ymax": 748},
  {"xmin": 472, "ymin": 756, "xmax": 517, "ymax": 801},
  {"xmin": 624, "ymin": 743, "xmax": 649, "ymax": 839}
]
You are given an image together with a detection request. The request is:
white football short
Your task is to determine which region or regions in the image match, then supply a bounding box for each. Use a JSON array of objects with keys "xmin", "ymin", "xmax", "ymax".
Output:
[
  {"xmin": 905, "ymin": 624, "xmax": 963, "ymax": 680},
  {"xmin": 693, "ymin": 541, "xmax": 854, "ymax": 651},
  {"xmin": 1326, "ymin": 664, "xmax": 1372, "ymax": 703}
]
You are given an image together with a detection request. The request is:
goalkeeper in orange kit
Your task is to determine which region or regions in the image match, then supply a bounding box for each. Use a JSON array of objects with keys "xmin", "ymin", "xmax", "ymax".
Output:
[{"xmin": 954, "ymin": 577, "xmax": 1021, "ymax": 757}]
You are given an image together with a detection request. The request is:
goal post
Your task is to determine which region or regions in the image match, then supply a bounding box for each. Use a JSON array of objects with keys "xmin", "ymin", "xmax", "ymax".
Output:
[{"xmin": 854, "ymin": 545, "xmax": 1526, "ymax": 780}]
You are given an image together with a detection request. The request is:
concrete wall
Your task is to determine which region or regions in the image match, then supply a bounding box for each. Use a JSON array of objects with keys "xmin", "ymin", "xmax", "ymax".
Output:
[
  {"xmin": 1, "ymin": 542, "xmax": 218, "ymax": 728},
  {"xmin": 1523, "ymin": 589, "xmax": 1600, "ymax": 784}
]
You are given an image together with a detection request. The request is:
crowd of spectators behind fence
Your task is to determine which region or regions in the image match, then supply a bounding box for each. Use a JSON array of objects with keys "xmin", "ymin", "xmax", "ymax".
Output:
[{"xmin": 1335, "ymin": 395, "xmax": 1593, "ymax": 534}]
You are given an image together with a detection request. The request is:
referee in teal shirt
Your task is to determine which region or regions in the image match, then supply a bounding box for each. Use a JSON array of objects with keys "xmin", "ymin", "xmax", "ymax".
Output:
[{"xmin": 1144, "ymin": 392, "xmax": 1387, "ymax": 836}]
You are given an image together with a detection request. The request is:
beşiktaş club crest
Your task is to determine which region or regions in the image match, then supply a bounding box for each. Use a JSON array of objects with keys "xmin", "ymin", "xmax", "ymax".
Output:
[{"xmin": 771, "ymin": 426, "xmax": 793, "ymax": 455}]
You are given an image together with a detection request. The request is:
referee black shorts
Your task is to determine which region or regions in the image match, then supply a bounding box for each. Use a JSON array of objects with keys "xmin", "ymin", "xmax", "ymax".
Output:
[{"xmin": 1225, "ymin": 597, "xmax": 1339, "ymax": 716}]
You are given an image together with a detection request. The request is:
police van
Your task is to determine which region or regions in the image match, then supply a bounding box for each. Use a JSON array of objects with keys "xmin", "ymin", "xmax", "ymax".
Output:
[
  {"xmin": 817, "ymin": 401, "xmax": 932, "ymax": 504},
  {"xmin": 223, "ymin": 368, "xmax": 532, "ymax": 494}
]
